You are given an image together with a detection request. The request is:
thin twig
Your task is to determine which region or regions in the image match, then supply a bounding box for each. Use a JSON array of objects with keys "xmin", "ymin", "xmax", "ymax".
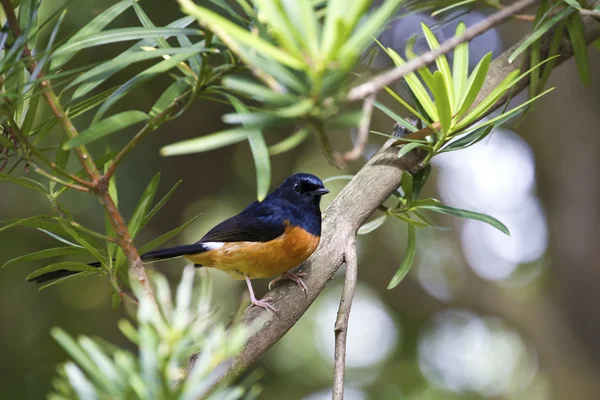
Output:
[
  {"xmin": 6, "ymin": 120, "xmax": 93, "ymax": 187},
  {"xmin": 339, "ymin": 95, "xmax": 375, "ymax": 163},
  {"xmin": 33, "ymin": 167, "xmax": 90, "ymax": 193},
  {"xmin": 346, "ymin": 0, "xmax": 539, "ymax": 101},
  {"xmin": 0, "ymin": 0, "xmax": 156, "ymax": 302},
  {"xmin": 103, "ymin": 90, "xmax": 191, "ymax": 181},
  {"xmin": 333, "ymin": 243, "xmax": 358, "ymax": 400},
  {"xmin": 580, "ymin": 8, "xmax": 600, "ymax": 18}
]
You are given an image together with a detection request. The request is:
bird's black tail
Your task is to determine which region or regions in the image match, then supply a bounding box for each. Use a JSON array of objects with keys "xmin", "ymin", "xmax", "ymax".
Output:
[{"xmin": 28, "ymin": 244, "xmax": 208, "ymax": 284}]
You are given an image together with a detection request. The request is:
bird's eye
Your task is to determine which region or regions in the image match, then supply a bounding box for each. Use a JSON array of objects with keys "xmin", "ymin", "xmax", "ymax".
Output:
[{"xmin": 293, "ymin": 183, "xmax": 302, "ymax": 193}]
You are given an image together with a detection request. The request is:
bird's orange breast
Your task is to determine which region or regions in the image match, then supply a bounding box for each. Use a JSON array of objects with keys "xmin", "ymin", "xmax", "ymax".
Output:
[{"xmin": 184, "ymin": 223, "xmax": 320, "ymax": 279}]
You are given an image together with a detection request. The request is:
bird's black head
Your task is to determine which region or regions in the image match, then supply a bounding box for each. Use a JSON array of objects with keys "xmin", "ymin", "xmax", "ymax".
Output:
[{"xmin": 276, "ymin": 173, "xmax": 329, "ymax": 206}]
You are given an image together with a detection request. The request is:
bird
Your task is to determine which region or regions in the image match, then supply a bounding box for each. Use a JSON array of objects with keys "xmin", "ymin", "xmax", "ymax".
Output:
[{"xmin": 29, "ymin": 173, "xmax": 329, "ymax": 312}]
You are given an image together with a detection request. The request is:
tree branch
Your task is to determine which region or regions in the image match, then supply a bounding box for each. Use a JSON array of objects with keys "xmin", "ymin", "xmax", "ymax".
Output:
[
  {"xmin": 193, "ymin": 7, "xmax": 600, "ymax": 392},
  {"xmin": 0, "ymin": 0, "xmax": 156, "ymax": 301},
  {"xmin": 339, "ymin": 95, "xmax": 375, "ymax": 164},
  {"xmin": 346, "ymin": 0, "xmax": 539, "ymax": 102},
  {"xmin": 333, "ymin": 243, "xmax": 358, "ymax": 400}
]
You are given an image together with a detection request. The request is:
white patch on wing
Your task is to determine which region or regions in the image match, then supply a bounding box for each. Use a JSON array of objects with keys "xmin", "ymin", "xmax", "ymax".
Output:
[{"xmin": 202, "ymin": 242, "xmax": 225, "ymax": 250}]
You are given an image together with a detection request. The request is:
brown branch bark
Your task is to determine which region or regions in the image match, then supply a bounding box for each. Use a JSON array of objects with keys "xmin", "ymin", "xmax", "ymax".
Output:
[
  {"xmin": 332, "ymin": 243, "xmax": 358, "ymax": 400},
  {"xmin": 193, "ymin": 7, "xmax": 600, "ymax": 392}
]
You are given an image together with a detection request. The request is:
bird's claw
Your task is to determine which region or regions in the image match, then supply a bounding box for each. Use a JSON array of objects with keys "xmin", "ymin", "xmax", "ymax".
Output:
[
  {"xmin": 268, "ymin": 272, "xmax": 308, "ymax": 294},
  {"xmin": 250, "ymin": 296, "xmax": 278, "ymax": 313}
]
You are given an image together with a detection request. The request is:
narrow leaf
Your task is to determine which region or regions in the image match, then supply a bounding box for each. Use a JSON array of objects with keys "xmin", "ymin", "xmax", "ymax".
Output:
[
  {"xmin": 431, "ymin": 71, "xmax": 452, "ymax": 135},
  {"xmin": 64, "ymin": 111, "xmax": 149, "ymax": 149},
  {"xmin": 456, "ymin": 52, "xmax": 492, "ymax": 117},
  {"xmin": 358, "ymin": 215, "xmax": 387, "ymax": 235},
  {"xmin": 387, "ymin": 224, "xmax": 416, "ymax": 289},
  {"xmin": 268, "ymin": 128, "xmax": 310, "ymax": 156},
  {"xmin": 452, "ymin": 22, "xmax": 469, "ymax": 106},
  {"xmin": 179, "ymin": 0, "xmax": 304, "ymax": 69},
  {"xmin": 421, "ymin": 23, "xmax": 455, "ymax": 111},
  {"xmin": 227, "ymin": 95, "xmax": 271, "ymax": 201},
  {"xmin": 138, "ymin": 213, "xmax": 201, "ymax": 254},
  {"xmin": 508, "ymin": 7, "xmax": 573, "ymax": 63},
  {"xmin": 3, "ymin": 247, "xmax": 88, "ymax": 269},
  {"xmin": 51, "ymin": 0, "xmax": 137, "ymax": 69},
  {"xmin": 398, "ymin": 142, "xmax": 426, "ymax": 159},
  {"xmin": 51, "ymin": 27, "xmax": 203, "ymax": 60},
  {"xmin": 419, "ymin": 204, "xmax": 510, "ymax": 235},
  {"xmin": 160, "ymin": 128, "xmax": 249, "ymax": 156},
  {"xmin": 566, "ymin": 12, "xmax": 591, "ymax": 86},
  {"xmin": 373, "ymin": 100, "xmax": 419, "ymax": 133}
]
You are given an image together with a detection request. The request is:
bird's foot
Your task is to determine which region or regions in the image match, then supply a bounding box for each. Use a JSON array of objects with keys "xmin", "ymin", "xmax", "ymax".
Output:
[
  {"xmin": 250, "ymin": 296, "xmax": 278, "ymax": 313},
  {"xmin": 268, "ymin": 271, "xmax": 308, "ymax": 294}
]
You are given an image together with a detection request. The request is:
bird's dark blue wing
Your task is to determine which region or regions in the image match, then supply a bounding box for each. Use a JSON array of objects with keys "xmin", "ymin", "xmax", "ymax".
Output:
[{"xmin": 198, "ymin": 200, "xmax": 286, "ymax": 243}]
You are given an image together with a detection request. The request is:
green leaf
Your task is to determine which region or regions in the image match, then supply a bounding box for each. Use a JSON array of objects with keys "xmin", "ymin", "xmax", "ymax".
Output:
[
  {"xmin": 160, "ymin": 128, "xmax": 249, "ymax": 156},
  {"xmin": 529, "ymin": 0, "xmax": 549, "ymax": 98},
  {"xmin": 50, "ymin": 0, "xmax": 137, "ymax": 69},
  {"xmin": 372, "ymin": 100, "xmax": 419, "ymax": 133},
  {"xmin": 398, "ymin": 142, "xmax": 426, "ymax": 159},
  {"xmin": 566, "ymin": 12, "xmax": 591, "ymax": 86},
  {"xmin": 138, "ymin": 213, "xmax": 201, "ymax": 254},
  {"xmin": 457, "ymin": 69, "xmax": 520, "ymax": 130},
  {"xmin": 51, "ymin": 328, "xmax": 110, "ymax": 392},
  {"xmin": 2, "ymin": 247, "xmax": 88, "ymax": 269},
  {"xmin": 563, "ymin": 0, "xmax": 582, "ymax": 9},
  {"xmin": 508, "ymin": 7, "xmax": 573, "ymax": 63},
  {"xmin": 253, "ymin": 0, "xmax": 304, "ymax": 58},
  {"xmin": 150, "ymin": 79, "xmax": 191, "ymax": 118},
  {"xmin": 227, "ymin": 95, "xmax": 271, "ymax": 201},
  {"xmin": 67, "ymin": 16, "xmax": 197, "ymax": 100},
  {"xmin": 431, "ymin": 71, "xmax": 452, "ymax": 135},
  {"xmin": 419, "ymin": 204, "xmax": 510, "ymax": 235},
  {"xmin": 179, "ymin": 0, "xmax": 304, "ymax": 69},
  {"xmin": 387, "ymin": 224, "xmax": 416, "ymax": 289},
  {"xmin": 143, "ymin": 180, "xmax": 183, "ymax": 226},
  {"xmin": 222, "ymin": 77, "xmax": 296, "ymax": 105},
  {"xmin": 421, "ymin": 23, "xmax": 455, "ymax": 111},
  {"xmin": 431, "ymin": 0, "xmax": 476, "ymax": 17},
  {"xmin": 0, "ymin": 173, "xmax": 47, "ymax": 193},
  {"xmin": 37, "ymin": 228, "xmax": 83, "ymax": 248},
  {"xmin": 129, "ymin": 173, "xmax": 161, "ymax": 239},
  {"xmin": 382, "ymin": 46, "xmax": 438, "ymax": 121},
  {"xmin": 51, "ymin": 27, "xmax": 202, "ymax": 61},
  {"xmin": 538, "ymin": 19, "xmax": 568, "ymax": 91},
  {"xmin": 94, "ymin": 48, "xmax": 204, "ymax": 121},
  {"xmin": 383, "ymin": 86, "xmax": 430, "ymax": 124},
  {"xmin": 26, "ymin": 262, "xmax": 100, "ymax": 281},
  {"xmin": 452, "ymin": 22, "xmax": 469, "ymax": 106},
  {"xmin": 442, "ymin": 125, "xmax": 494, "ymax": 152},
  {"xmin": 63, "ymin": 111, "xmax": 149, "ymax": 149},
  {"xmin": 456, "ymin": 52, "xmax": 492, "ymax": 117},
  {"xmin": 268, "ymin": 127, "xmax": 310, "ymax": 156},
  {"xmin": 68, "ymin": 48, "xmax": 202, "ymax": 100},
  {"xmin": 323, "ymin": 175, "xmax": 354, "ymax": 184},
  {"xmin": 400, "ymin": 171, "xmax": 413, "ymax": 201},
  {"xmin": 358, "ymin": 215, "xmax": 387, "ymax": 235},
  {"xmin": 339, "ymin": 0, "xmax": 403, "ymax": 66},
  {"xmin": 411, "ymin": 164, "xmax": 431, "ymax": 201}
]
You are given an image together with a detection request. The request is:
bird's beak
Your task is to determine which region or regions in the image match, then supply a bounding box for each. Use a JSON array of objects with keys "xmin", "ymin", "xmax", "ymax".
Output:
[{"xmin": 308, "ymin": 188, "xmax": 330, "ymax": 196}]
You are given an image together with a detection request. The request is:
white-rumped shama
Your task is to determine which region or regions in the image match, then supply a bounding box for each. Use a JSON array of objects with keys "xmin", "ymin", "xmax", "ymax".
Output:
[{"xmin": 30, "ymin": 173, "xmax": 329, "ymax": 312}]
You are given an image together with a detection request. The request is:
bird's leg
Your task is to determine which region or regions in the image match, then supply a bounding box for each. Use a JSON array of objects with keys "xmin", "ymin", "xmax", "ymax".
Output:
[
  {"xmin": 268, "ymin": 271, "xmax": 308, "ymax": 294},
  {"xmin": 245, "ymin": 275, "xmax": 278, "ymax": 312}
]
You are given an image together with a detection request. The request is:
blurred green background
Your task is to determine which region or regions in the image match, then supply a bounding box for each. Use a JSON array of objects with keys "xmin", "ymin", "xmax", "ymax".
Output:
[{"xmin": 2, "ymin": 1, "xmax": 600, "ymax": 399}]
